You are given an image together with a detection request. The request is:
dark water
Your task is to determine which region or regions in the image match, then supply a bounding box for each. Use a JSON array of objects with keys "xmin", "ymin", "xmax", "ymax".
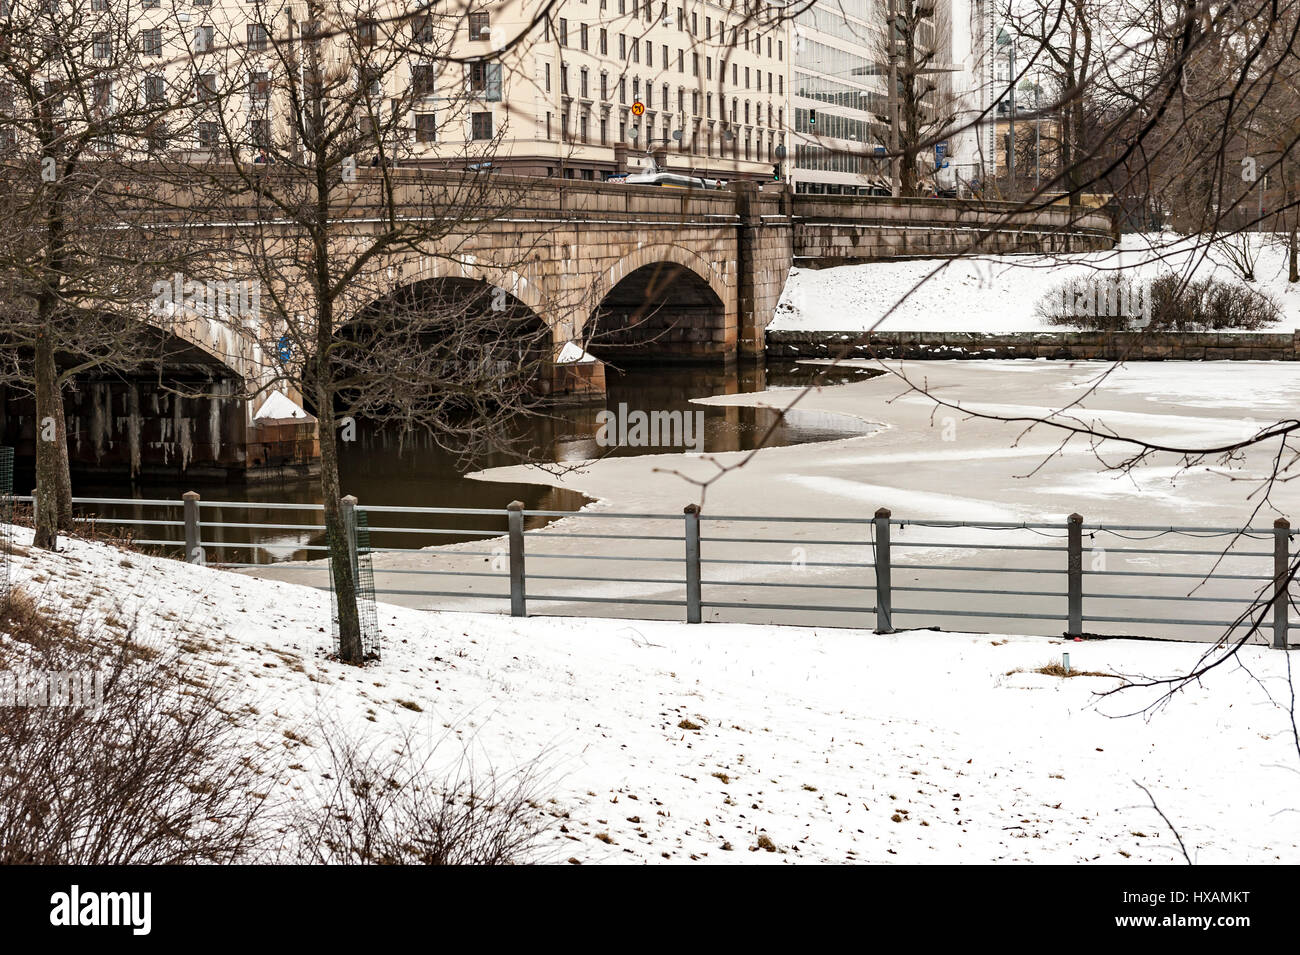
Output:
[{"xmin": 51, "ymin": 360, "xmax": 879, "ymax": 563}]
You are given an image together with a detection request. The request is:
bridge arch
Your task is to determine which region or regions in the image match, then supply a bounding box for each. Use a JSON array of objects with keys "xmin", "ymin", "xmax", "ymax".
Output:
[
  {"xmin": 375, "ymin": 254, "xmax": 550, "ymax": 322},
  {"xmin": 584, "ymin": 244, "xmax": 735, "ymax": 362}
]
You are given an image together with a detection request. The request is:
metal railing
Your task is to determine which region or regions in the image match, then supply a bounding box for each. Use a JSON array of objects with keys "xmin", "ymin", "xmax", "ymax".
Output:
[{"xmin": 12, "ymin": 493, "xmax": 1296, "ymax": 646}]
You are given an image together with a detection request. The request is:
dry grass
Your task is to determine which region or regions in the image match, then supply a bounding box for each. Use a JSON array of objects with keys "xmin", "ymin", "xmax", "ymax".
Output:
[{"xmin": 1007, "ymin": 662, "xmax": 1120, "ymax": 679}]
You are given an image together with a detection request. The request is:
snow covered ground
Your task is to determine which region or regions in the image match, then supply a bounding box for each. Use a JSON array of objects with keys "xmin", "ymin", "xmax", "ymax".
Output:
[
  {"xmin": 9, "ymin": 524, "xmax": 1300, "ymax": 864},
  {"xmin": 774, "ymin": 233, "xmax": 1300, "ymax": 333}
]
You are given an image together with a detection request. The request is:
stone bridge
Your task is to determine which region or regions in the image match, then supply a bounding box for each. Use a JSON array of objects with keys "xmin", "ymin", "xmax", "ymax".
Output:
[{"xmin": 2, "ymin": 171, "xmax": 1115, "ymax": 479}]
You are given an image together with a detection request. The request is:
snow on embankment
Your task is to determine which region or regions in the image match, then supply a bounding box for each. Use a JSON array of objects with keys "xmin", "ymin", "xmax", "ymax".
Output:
[
  {"xmin": 774, "ymin": 233, "xmax": 1300, "ymax": 334},
  {"xmin": 3, "ymin": 524, "xmax": 1297, "ymax": 864}
]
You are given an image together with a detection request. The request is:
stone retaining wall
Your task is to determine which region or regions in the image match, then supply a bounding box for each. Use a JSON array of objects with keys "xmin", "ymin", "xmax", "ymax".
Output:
[{"xmin": 767, "ymin": 329, "xmax": 1300, "ymax": 361}]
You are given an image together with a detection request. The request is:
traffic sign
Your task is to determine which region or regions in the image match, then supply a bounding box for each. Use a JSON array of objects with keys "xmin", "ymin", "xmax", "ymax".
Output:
[{"xmin": 631, "ymin": 101, "xmax": 645, "ymax": 116}]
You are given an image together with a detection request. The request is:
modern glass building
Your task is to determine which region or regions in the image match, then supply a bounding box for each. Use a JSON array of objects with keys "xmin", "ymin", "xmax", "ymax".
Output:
[{"xmin": 789, "ymin": 0, "xmax": 891, "ymax": 195}]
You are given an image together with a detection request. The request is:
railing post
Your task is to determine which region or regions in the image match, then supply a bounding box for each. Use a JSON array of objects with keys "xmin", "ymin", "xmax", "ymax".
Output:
[
  {"xmin": 341, "ymin": 495, "xmax": 359, "ymax": 581},
  {"xmin": 684, "ymin": 504, "xmax": 702, "ymax": 624},
  {"xmin": 1274, "ymin": 518, "xmax": 1290, "ymax": 650},
  {"xmin": 1067, "ymin": 513, "xmax": 1083, "ymax": 637},
  {"xmin": 183, "ymin": 491, "xmax": 201, "ymax": 564},
  {"xmin": 874, "ymin": 507, "xmax": 893, "ymax": 633},
  {"xmin": 507, "ymin": 501, "xmax": 527, "ymax": 617}
]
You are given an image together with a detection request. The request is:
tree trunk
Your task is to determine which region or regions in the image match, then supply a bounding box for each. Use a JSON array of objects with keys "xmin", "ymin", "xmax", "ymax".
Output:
[
  {"xmin": 52, "ymin": 379, "xmax": 73, "ymax": 533},
  {"xmin": 316, "ymin": 365, "xmax": 362, "ymax": 663},
  {"xmin": 1290, "ymin": 225, "xmax": 1298, "ymax": 283},
  {"xmin": 32, "ymin": 334, "xmax": 63, "ymax": 550}
]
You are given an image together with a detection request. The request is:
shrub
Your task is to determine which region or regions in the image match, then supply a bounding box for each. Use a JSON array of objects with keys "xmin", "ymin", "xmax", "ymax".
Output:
[
  {"xmin": 1037, "ymin": 272, "xmax": 1282, "ymax": 331},
  {"xmin": 291, "ymin": 724, "xmax": 553, "ymax": 865},
  {"xmin": 0, "ymin": 589, "xmax": 271, "ymax": 864}
]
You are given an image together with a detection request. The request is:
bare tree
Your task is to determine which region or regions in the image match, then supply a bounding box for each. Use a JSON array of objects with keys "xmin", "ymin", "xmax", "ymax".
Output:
[
  {"xmin": 0, "ymin": 0, "xmax": 206, "ymax": 550},
  {"xmin": 162, "ymin": 2, "xmax": 575, "ymax": 662}
]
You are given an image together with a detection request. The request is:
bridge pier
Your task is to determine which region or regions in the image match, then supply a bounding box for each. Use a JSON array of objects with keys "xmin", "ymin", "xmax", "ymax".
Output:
[{"xmin": 735, "ymin": 182, "xmax": 796, "ymax": 359}]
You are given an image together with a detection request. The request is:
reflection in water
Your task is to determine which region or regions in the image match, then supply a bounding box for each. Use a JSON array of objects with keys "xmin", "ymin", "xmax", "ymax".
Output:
[{"xmin": 54, "ymin": 360, "xmax": 878, "ymax": 564}]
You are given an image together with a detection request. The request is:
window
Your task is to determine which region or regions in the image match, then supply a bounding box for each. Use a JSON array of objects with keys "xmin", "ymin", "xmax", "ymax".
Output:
[
  {"xmin": 644, "ymin": 40, "xmax": 651, "ymax": 63},
  {"xmin": 619, "ymin": 76, "xmax": 626, "ymax": 103},
  {"xmin": 676, "ymin": 6, "xmax": 683, "ymax": 29},
  {"xmin": 544, "ymin": 62, "xmax": 551, "ymax": 92},
  {"xmin": 413, "ymin": 63, "xmax": 436, "ymax": 97},
  {"xmin": 468, "ymin": 12, "xmax": 490, "ymax": 40},
  {"xmin": 600, "ymin": 72, "xmax": 608, "ymax": 99},
  {"xmin": 580, "ymin": 67, "xmax": 588, "ymax": 98},
  {"xmin": 249, "ymin": 117, "xmax": 271, "ymax": 150},
  {"xmin": 92, "ymin": 32, "xmax": 111, "ymax": 59},
  {"xmin": 246, "ymin": 24, "xmax": 268, "ymax": 51},
  {"xmin": 144, "ymin": 74, "xmax": 165, "ymax": 104},
  {"xmin": 691, "ymin": 12, "xmax": 697, "ymax": 33},
  {"xmin": 661, "ymin": 44, "xmax": 667, "ymax": 68},
  {"xmin": 580, "ymin": 23, "xmax": 588, "ymax": 50},
  {"xmin": 778, "ymin": 40, "xmax": 783, "ymax": 61},
  {"xmin": 632, "ymin": 40, "xmax": 639, "ymax": 64},
  {"xmin": 561, "ymin": 64, "xmax": 569, "ymax": 95},
  {"xmin": 250, "ymin": 71, "xmax": 270, "ymax": 101},
  {"xmin": 619, "ymin": 34, "xmax": 625, "ymax": 59},
  {"xmin": 411, "ymin": 14, "xmax": 433, "ymax": 43},
  {"xmin": 600, "ymin": 28, "xmax": 607, "ymax": 55},
  {"xmin": 692, "ymin": 53, "xmax": 698, "ymax": 76},
  {"xmin": 559, "ymin": 18, "xmax": 567, "ymax": 45},
  {"xmin": 197, "ymin": 73, "xmax": 217, "ymax": 102},
  {"xmin": 147, "ymin": 121, "xmax": 167, "ymax": 154},
  {"xmin": 600, "ymin": 115, "xmax": 607, "ymax": 145},
  {"xmin": 744, "ymin": 67, "xmax": 749, "ymax": 89},
  {"xmin": 416, "ymin": 113, "xmax": 437, "ymax": 142},
  {"xmin": 198, "ymin": 121, "xmax": 219, "ymax": 149},
  {"xmin": 140, "ymin": 28, "xmax": 162, "ymax": 57},
  {"xmin": 469, "ymin": 61, "xmax": 502, "ymax": 101},
  {"xmin": 471, "ymin": 111, "xmax": 492, "ymax": 139},
  {"xmin": 90, "ymin": 0, "xmax": 107, "ymax": 9},
  {"xmin": 706, "ymin": 57, "xmax": 711, "ymax": 80},
  {"xmin": 355, "ymin": 18, "xmax": 376, "ymax": 46},
  {"xmin": 677, "ymin": 49, "xmax": 683, "ymax": 72}
]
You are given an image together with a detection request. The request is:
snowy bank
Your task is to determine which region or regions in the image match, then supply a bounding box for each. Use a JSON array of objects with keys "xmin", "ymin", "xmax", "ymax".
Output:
[
  {"xmin": 5, "ymin": 526, "xmax": 1298, "ymax": 864},
  {"xmin": 774, "ymin": 233, "xmax": 1300, "ymax": 334}
]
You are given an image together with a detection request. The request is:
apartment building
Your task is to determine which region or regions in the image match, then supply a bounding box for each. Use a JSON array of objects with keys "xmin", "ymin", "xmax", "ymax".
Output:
[
  {"xmin": 7, "ymin": 1, "xmax": 790, "ymax": 182},
  {"xmin": 420, "ymin": 0, "xmax": 793, "ymax": 181}
]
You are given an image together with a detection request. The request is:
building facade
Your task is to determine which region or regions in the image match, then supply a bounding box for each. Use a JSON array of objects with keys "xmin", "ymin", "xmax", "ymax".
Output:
[
  {"xmin": 416, "ymin": 0, "xmax": 793, "ymax": 182},
  {"xmin": 789, "ymin": 0, "xmax": 890, "ymax": 195}
]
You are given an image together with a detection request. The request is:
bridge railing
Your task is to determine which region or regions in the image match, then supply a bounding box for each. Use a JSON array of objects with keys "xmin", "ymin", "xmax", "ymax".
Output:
[{"xmin": 12, "ymin": 494, "xmax": 1294, "ymax": 647}]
